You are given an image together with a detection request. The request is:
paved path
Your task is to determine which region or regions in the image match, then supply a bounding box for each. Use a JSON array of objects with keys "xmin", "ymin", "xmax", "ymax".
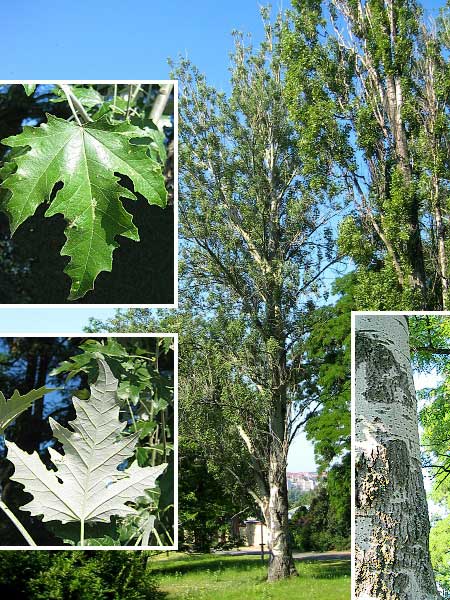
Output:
[{"xmin": 215, "ymin": 549, "xmax": 351, "ymax": 561}]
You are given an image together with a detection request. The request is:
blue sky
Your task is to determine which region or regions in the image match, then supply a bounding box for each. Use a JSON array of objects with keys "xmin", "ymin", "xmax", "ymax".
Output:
[
  {"xmin": 4, "ymin": 0, "xmax": 270, "ymax": 85},
  {"xmin": 0, "ymin": 308, "xmax": 116, "ymax": 333}
]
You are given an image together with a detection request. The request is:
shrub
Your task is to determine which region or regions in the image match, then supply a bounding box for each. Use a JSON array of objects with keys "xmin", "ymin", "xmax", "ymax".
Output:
[{"xmin": 1, "ymin": 551, "xmax": 162, "ymax": 600}]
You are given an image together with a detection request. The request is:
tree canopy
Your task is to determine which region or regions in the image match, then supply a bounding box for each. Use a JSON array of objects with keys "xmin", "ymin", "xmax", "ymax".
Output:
[{"xmin": 283, "ymin": 0, "xmax": 450, "ymax": 310}]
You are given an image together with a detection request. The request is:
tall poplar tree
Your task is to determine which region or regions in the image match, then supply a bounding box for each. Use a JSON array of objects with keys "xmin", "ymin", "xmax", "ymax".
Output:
[
  {"xmin": 283, "ymin": 0, "xmax": 450, "ymax": 310},
  {"xmin": 169, "ymin": 12, "xmax": 342, "ymax": 580}
]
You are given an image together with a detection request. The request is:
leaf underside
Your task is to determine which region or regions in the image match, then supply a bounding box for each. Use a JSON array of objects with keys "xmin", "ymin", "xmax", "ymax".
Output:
[
  {"xmin": 7, "ymin": 359, "xmax": 167, "ymax": 526},
  {"xmin": 0, "ymin": 386, "xmax": 52, "ymax": 434},
  {"xmin": 1, "ymin": 115, "xmax": 167, "ymax": 300}
]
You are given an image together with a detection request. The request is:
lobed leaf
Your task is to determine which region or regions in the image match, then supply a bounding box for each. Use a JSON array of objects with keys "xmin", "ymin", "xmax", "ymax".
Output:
[
  {"xmin": 7, "ymin": 359, "xmax": 167, "ymax": 529},
  {"xmin": 1, "ymin": 115, "xmax": 167, "ymax": 299},
  {"xmin": 0, "ymin": 386, "xmax": 52, "ymax": 434}
]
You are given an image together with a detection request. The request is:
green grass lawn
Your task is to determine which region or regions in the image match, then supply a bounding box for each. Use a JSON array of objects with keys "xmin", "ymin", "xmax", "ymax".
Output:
[{"xmin": 151, "ymin": 553, "xmax": 350, "ymax": 600}]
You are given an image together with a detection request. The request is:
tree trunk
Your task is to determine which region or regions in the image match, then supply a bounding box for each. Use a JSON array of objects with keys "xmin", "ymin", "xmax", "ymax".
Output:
[
  {"xmin": 267, "ymin": 445, "xmax": 297, "ymax": 580},
  {"xmin": 384, "ymin": 74, "xmax": 427, "ymax": 304},
  {"xmin": 355, "ymin": 314, "xmax": 438, "ymax": 599},
  {"xmin": 266, "ymin": 387, "xmax": 297, "ymax": 581}
]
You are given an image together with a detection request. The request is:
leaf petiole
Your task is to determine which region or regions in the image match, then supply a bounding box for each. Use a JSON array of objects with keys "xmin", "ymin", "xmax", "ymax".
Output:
[
  {"xmin": 59, "ymin": 84, "xmax": 93, "ymax": 124},
  {"xmin": 0, "ymin": 499, "xmax": 37, "ymax": 546},
  {"xmin": 80, "ymin": 518, "xmax": 85, "ymax": 546}
]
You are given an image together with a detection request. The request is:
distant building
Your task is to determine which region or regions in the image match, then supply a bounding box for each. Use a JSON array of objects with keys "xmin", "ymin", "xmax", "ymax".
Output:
[
  {"xmin": 287, "ymin": 471, "xmax": 319, "ymax": 491},
  {"xmin": 239, "ymin": 519, "xmax": 269, "ymax": 549}
]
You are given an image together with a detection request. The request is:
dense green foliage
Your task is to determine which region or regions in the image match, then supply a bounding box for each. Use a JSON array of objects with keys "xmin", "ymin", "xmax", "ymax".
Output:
[
  {"xmin": 429, "ymin": 517, "xmax": 450, "ymax": 592},
  {"xmin": 408, "ymin": 315, "xmax": 450, "ymax": 590},
  {"xmin": 302, "ymin": 275, "xmax": 352, "ymax": 470},
  {"xmin": 409, "ymin": 316, "xmax": 450, "ymax": 502},
  {"xmin": 0, "ymin": 551, "xmax": 161, "ymax": 600},
  {"xmin": 283, "ymin": 0, "xmax": 450, "ymax": 310},
  {"xmin": 287, "ymin": 487, "xmax": 315, "ymax": 508},
  {"xmin": 290, "ymin": 455, "xmax": 350, "ymax": 552}
]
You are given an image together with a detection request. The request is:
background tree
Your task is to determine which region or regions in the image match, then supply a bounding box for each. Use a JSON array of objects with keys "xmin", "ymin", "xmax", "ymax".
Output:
[
  {"xmin": 283, "ymin": 0, "xmax": 450, "ymax": 310},
  {"xmin": 302, "ymin": 274, "xmax": 352, "ymax": 469},
  {"xmin": 0, "ymin": 550, "xmax": 161, "ymax": 600},
  {"xmin": 355, "ymin": 314, "xmax": 438, "ymax": 599},
  {"xmin": 409, "ymin": 315, "xmax": 450, "ymax": 592}
]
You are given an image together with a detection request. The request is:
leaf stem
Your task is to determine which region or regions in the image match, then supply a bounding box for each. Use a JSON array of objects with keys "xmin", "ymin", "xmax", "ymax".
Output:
[
  {"xmin": 161, "ymin": 409, "xmax": 167, "ymax": 462},
  {"xmin": 60, "ymin": 84, "xmax": 93, "ymax": 124},
  {"xmin": 0, "ymin": 499, "xmax": 37, "ymax": 546},
  {"xmin": 112, "ymin": 84, "xmax": 118, "ymax": 117},
  {"xmin": 130, "ymin": 84, "xmax": 142, "ymax": 104},
  {"xmin": 62, "ymin": 85, "xmax": 82, "ymax": 126},
  {"xmin": 160, "ymin": 521, "xmax": 174, "ymax": 546},
  {"xmin": 126, "ymin": 85, "xmax": 132, "ymax": 120},
  {"xmin": 152, "ymin": 527, "xmax": 164, "ymax": 546},
  {"xmin": 80, "ymin": 518, "xmax": 85, "ymax": 546},
  {"xmin": 150, "ymin": 83, "xmax": 173, "ymax": 127},
  {"xmin": 126, "ymin": 397, "xmax": 137, "ymax": 432}
]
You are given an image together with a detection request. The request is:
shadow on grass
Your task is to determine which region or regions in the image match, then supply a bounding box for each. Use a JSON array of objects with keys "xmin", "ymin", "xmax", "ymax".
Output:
[
  {"xmin": 152, "ymin": 554, "xmax": 350, "ymax": 581},
  {"xmin": 301, "ymin": 560, "xmax": 350, "ymax": 579},
  {"xmin": 152, "ymin": 555, "xmax": 265, "ymax": 576}
]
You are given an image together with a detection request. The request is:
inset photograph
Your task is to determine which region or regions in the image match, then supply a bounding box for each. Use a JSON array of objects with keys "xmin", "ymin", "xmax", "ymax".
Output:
[
  {"xmin": 0, "ymin": 82, "xmax": 176, "ymax": 305},
  {"xmin": 353, "ymin": 313, "xmax": 449, "ymax": 599},
  {"xmin": 0, "ymin": 334, "xmax": 177, "ymax": 549}
]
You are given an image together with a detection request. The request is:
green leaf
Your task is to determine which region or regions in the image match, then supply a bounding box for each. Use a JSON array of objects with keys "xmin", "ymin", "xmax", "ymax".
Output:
[
  {"xmin": 83, "ymin": 535, "xmax": 121, "ymax": 546},
  {"xmin": 0, "ymin": 386, "xmax": 52, "ymax": 434},
  {"xmin": 135, "ymin": 446, "xmax": 151, "ymax": 466},
  {"xmin": 51, "ymin": 339, "xmax": 128, "ymax": 379},
  {"xmin": 136, "ymin": 420, "xmax": 157, "ymax": 440},
  {"xmin": 1, "ymin": 114, "xmax": 167, "ymax": 300},
  {"xmin": 6, "ymin": 359, "xmax": 167, "ymax": 538},
  {"xmin": 22, "ymin": 84, "xmax": 36, "ymax": 96},
  {"xmin": 159, "ymin": 337, "xmax": 173, "ymax": 354},
  {"xmin": 130, "ymin": 117, "xmax": 168, "ymax": 163}
]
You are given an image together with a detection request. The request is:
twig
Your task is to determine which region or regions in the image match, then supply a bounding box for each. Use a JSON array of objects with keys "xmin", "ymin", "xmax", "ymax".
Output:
[
  {"xmin": 61, "ymin": 85, "xmax": 82, "ymax": 126},
  {"xmin": 126, "ymin": 84, "xmax": 132, "ymax": 120},
  {"xmin": 60, "ymin": 84, "xmax": 93, "ymax": 124},
  {"xmin": 150, "ymin": 83, "xmax": 174, "ymax": 126},
  {"xmin": 0, "ymin": 499, "xmax": 37, "ymax": 546},
  {"xmin": 112, "ymin": 83, "xmax": 118, "ymax": 118}
]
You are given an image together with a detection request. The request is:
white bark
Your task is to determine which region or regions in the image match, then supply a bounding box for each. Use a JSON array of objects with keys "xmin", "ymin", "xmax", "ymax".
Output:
[
  {"xmin": 267, "ymin": 449, "xmax": 296, "ymax": 580},
  {"xmin": 355, "ymin": 315, "xmax": 439, "ymax": 599}
]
